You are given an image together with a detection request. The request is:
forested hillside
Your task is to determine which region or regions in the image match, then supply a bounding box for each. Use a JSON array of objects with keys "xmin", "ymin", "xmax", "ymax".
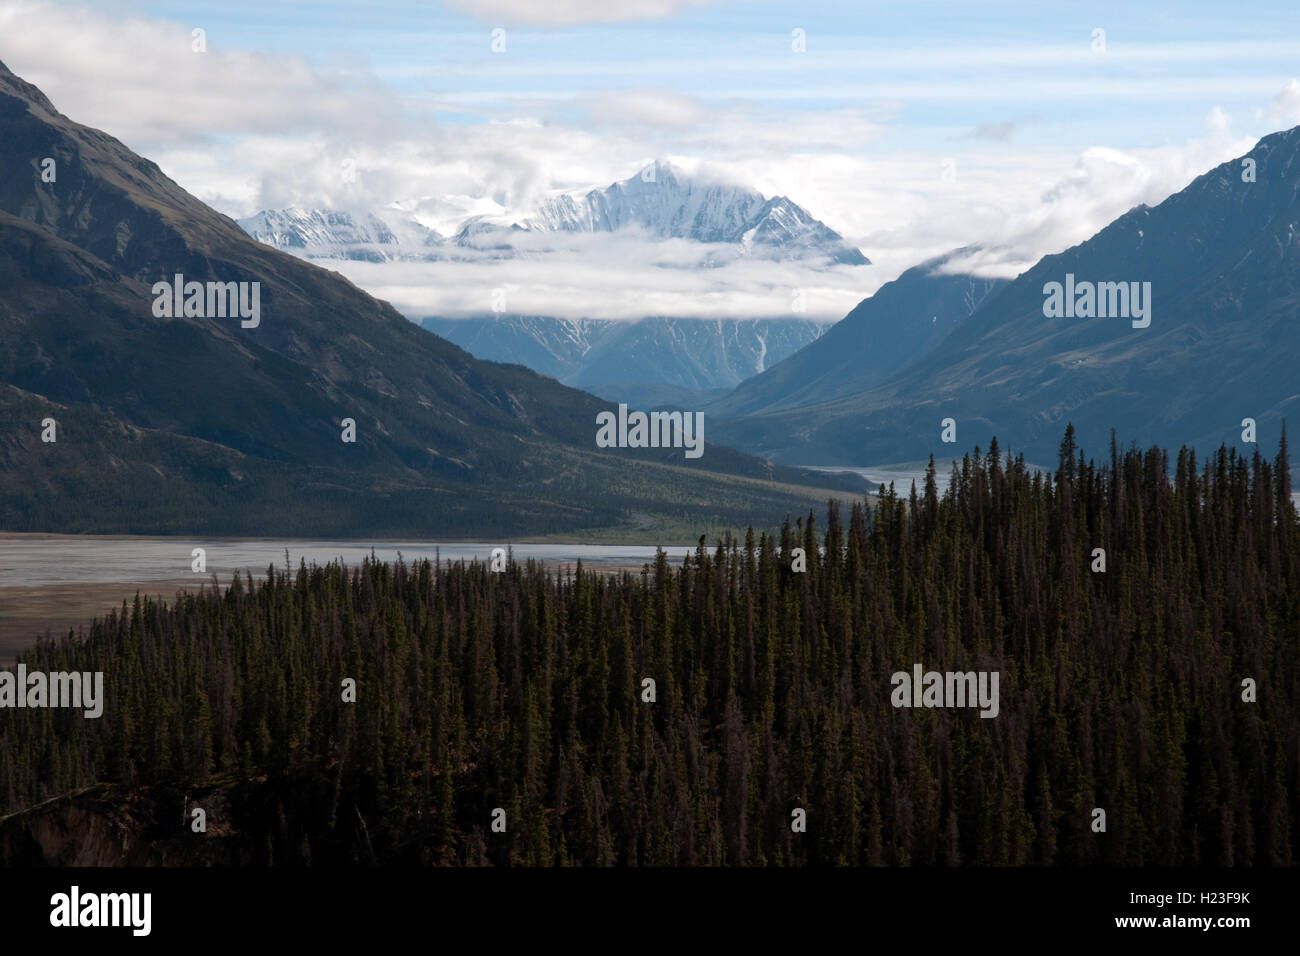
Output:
[{"xmin": 2, "ymin": 428, "xmax": 1296, "ymax": 866}]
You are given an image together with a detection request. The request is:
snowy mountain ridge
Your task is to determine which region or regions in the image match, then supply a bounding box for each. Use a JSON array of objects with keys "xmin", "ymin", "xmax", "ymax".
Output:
[{"xmin": 238, "ymin": 161, "xmax": 869, "ymax": 267}]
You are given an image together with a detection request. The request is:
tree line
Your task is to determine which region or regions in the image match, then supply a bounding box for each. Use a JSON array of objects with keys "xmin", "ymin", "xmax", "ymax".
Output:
[{"xmin": 1, "ymin": 427, "xmax": 1296, "ymax": 865}]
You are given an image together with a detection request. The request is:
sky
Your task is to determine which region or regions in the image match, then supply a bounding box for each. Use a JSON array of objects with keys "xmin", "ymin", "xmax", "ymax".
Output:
[{"xmin": 2, "ymin": 0, "xmax": 1298, "ymax": 320}]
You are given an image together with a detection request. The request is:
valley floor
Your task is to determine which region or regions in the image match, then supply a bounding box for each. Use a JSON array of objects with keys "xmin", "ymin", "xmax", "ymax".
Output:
[
  {"xmin": 0, "ymin": 578, "xmax": 195, "ymax": 663},
  {"xmin": 0, "ymin": 533, "xmax": 711, "ymax": 662}
]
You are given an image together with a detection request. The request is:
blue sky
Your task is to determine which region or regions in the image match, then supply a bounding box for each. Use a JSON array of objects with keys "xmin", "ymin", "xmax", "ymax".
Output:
[
  {"xmin": 2, "ymin": 0, "xmax": 1297, "ymax": 320},
  {"xmin": 112, "ymin": 0, "xmax": 1300, "ymax": 146}
]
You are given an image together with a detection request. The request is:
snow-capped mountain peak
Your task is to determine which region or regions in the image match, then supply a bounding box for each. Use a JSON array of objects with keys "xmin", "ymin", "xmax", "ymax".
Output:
[
  {"xmin": 517, "ymin": 162, "xmax": 866, "ymax": 263},
  {"xmin": 238, "ymin": 207, "xmax": 417, "ymax": 263},
  {"xmin": 237, "ymin": 162, "xmax": 868, "ymax": 266}
]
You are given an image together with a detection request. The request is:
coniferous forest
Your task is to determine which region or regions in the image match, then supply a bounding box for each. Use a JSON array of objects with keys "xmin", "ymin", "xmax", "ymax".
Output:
[{"xmin": 1, "ymin": 429, "xmax": 1297, "ymax": 866}]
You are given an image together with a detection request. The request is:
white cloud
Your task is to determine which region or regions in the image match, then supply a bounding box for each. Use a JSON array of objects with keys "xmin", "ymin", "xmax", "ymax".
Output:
[
  {"xmin": 578, "ymin": 90, "xmax": 710, "ymax": 129},
  {"xmin": 324, "ymin": 232, "xmax": 868, "ymax": 322},
  {"xmin": 385, "ymin": 40, "xmax": 1300, "ymax": 82},
  {"xmin": 742, "ymin": 109, "xmax": 1257, "ymax": 285},
  {"xmin": 440, "ymin": 0, "xmax": 733, "ymax": 26},
  {"xmin": 1265, "ymin": 79, "xmax": 1300, "ymax": 127},
  {"xmin": 962, "ymin": 122, "xmax": 1017, "ymax": 142},
  {"xmin": 0, "ymin": 0, "xmax": 397, "ymax": 147},
  {"xmin": 946, "ymin": 123, "xmax": 1258, "ymax": 278}
]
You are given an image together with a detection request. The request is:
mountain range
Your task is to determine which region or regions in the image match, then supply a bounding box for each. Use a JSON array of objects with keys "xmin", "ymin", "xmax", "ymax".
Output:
[
  {"xmin": 420, "ymin": 315, "xmax": 833, "ymax": 403},
  {"xmin": 234, "ymin": 208, "xmax": 413, "ymax": 263},
  {"xmin": 238, "ymin": 165, "xmax": 857, "ymax": 403},
  {"xmin": 7, "ymin": 49, "xmax": 1296, "ymax": 536},
  {"xmin": 0, "ymin": 60, "xmax": 863, "ymax": 538},
  {"xmin": 239, "ymin": 161, "xmax": 868, "ymax": 267},
  {"xmin": 710, "ymin": 131, "xmax": 1300, "ymax": 466}
]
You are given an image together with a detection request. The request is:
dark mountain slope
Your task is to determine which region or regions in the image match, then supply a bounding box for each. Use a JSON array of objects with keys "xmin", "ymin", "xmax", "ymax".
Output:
[
  {"xmin": 708, "ymin": 251, "xmax": 1006, "ymax": 420},
  {"xmin": 419, "ymin": 315, "xmax": 830, "ymax": 396},
  {"xmin": 715, "ymin": 131, "xmax": 1300, "ymax": 465}
]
